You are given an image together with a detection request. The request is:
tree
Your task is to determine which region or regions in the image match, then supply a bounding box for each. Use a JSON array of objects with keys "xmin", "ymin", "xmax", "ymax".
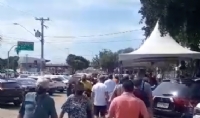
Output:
[
  {"xmin": 66, "ymin": 54, "xmax": 90, "ymax": 73},
  {"xmin": 139, "ymin": 0, "xmax": 200, "ymax": 51},
  {"xmin": 91, "ymin": 49, "xmax": 118, "ymax": 72},
  {"xmin": 117, "ymin": 47, "xmax": 134, "ymax": 54},
  {"xmin": 0, "ymin": 56, "xmax": 19, "ymax": 71}
]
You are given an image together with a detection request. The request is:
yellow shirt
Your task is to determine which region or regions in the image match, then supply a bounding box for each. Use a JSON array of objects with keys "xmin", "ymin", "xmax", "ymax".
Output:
[{"xmin": 82, "ymin": 80, "xmax": 92, "ymax": 90}]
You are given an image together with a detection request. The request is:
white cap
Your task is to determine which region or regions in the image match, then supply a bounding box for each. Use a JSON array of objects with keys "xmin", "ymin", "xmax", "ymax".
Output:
[{"xmin": 36, "ymin": 77, "xmax": 49, "ymax": 89}]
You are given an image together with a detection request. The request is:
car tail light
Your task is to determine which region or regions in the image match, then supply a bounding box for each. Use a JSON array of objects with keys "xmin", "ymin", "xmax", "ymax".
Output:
[{"xmin": 174, "ymin": 97, "xmax": 198, "ymax": 107}]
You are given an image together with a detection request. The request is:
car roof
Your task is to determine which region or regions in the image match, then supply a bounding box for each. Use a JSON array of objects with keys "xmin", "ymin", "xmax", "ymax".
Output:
[{"xmin": 17, "ymin": 78, "xmax": 36, "ymax": 81}]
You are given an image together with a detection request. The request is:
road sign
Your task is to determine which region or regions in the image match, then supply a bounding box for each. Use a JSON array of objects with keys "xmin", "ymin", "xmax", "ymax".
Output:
[{"xmin": 17, "ymin": 41, "xmax": 34, "ymax": 51}]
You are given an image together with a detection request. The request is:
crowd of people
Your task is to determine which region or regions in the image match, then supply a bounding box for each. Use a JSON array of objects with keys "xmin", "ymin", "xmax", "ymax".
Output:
[{"xmin": 17, "ymin": 70, "xmax": 157, "ymax": 118}]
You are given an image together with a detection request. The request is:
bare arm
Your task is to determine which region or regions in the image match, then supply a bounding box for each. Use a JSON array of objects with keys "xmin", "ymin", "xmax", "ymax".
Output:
[
  {"xmin": 17, "ymin": 102, "xmax": 25, "ymax": 118},
  {"xmin": 140, "ymin": 100, "xmax": 149, "ymax": 118},
  {"xmin": 109, "ymin": 86, "xmax": 118, "ymax": 102},
  {"xmin": 107, "ymin": 99, "xmax": 116, "ymax": 118},
  {"xmin": 50, "ymin": 99, "xmax": 58, "ymax": 118}
]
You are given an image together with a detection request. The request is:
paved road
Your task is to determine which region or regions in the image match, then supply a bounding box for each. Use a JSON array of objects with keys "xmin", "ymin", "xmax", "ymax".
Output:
[{"xmin": 0, "ymin": 93, "xmax": 67, "ymax": 118}]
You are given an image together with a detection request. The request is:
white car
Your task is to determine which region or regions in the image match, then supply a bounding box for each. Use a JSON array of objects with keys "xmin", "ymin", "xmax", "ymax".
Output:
[
  {"xmin": 44, "ymin": 75, "xmax": 66, "ymax": 92},
  {"xmin": 18, "ymin": 74, "xmax": 29, "ymax": 78},
  {"xmin": 194, "ymin": 103, "xmax": 200, "ymax": 118},
  {"xmin": 28, "ymin": 75, "xmax": 56, "ymax": 95}
]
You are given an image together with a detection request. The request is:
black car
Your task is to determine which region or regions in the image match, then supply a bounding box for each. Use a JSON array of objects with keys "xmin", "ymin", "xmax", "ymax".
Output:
[
  {"xmin": 153, "ymin": 79, "xmax": 200, "ymax": 118},
  {"xmin": 0, "ymin": 79, "xmax": 24, "ymax": 106},
  {"xmin": 16, "ymin": 78, "xmax": 36, "ymax": 93}
]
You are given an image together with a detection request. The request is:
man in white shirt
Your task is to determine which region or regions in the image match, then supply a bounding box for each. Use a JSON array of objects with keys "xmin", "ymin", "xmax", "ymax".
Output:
[
  {"xmin": 104, "ymin": 74, "xmax": 116, "ymax": 99},
  {"xmin": 92, "ymin": 76, "xmax": 108, "ymax": 118}
]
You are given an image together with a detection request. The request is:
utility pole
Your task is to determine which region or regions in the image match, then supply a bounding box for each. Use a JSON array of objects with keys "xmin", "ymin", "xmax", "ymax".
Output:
[{"xmin": 35, "ymin": 17, "xmax": 49, "ymax": 74}]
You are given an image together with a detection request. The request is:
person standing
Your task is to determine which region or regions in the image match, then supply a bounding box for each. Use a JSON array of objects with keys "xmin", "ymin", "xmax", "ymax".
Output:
[
  {"xmin": 91, "ymin": 76, "xmax": 109, "ymax": 118},
  {"xmin": 109, "ymin": 76, "xmax": 129, "ymax": 102},
  {"xmin": 104, "ymin": 74, "xmax": 116, "ymax": 99},
  {"xmin": 81, "ymin": 74, "xmax": 93, "ymax": 97},
  {"xmin": 59, "ymin": 81, "xmax": 93, "ymax": 118},
  {"xmin": 17, "ymin": 77, "xmax": 58, "ymax": 118},
  {"xmin": 108, "ymin": 80, "xmax": 149, "ymax": 118},
  {"xmin": 134, "ymin": 69, "xmax": 153, "ymax": 118}
]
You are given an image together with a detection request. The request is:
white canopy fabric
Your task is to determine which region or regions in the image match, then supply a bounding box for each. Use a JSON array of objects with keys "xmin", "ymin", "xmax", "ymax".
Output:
[{"xmin": 119, "ymin": 22, "xmax": 200, "ymax": 61}]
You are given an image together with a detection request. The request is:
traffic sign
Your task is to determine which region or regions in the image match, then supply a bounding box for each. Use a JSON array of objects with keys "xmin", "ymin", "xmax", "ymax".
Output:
[{"xmin": 17, "ymin": 41, "xmax": 34, "ymax": 51}]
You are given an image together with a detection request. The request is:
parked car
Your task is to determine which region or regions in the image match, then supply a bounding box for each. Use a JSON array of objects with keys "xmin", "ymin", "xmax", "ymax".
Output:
[
  {"xmin": 16, "ymin": 78, "xmax": 36, "ymax": 93},
  {"xmin": 193, "ymin": 102, "xmax": 200, "ymax": 118},
  {"xmin": 44, "ymin": 75, "xmax": 66, "ymax": 92},
  {"xmin": 28, "ymin": 76, "xmax": 56, "ymax": 95},
  {"xmin": 18, "ymin": 74, "xmax": 29, "ymax": 78},
  {"xmin": 153, "ymin": 79, "xmax": 200, "ymax": 118},
  {"xmin": 0, "ymin": 79, "xmax": 24, "ymax": 106}
]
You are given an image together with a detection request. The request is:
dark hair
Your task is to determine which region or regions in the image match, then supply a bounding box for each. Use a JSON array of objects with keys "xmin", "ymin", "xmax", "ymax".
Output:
[
  {"xmin": 98, "ymin": 75, "xmax": 105, "ymax": 82},
  {"xmin": 120, "ymin": 76, "xmax": 129, "ymax": 84},
  {"xmin": 108, "ymin": 74, "xmax": 113, "ymax": 79},
  {"xmin": 115, "ymin": 75, "xmax": 119, "ymax": 80},
  {"xmin": 122, "ymin": 80, "xmax": 134, "ymax": 92}
]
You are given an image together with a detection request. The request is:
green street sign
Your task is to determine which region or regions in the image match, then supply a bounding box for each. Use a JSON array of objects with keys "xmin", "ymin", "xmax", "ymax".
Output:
[{"xmin": 17, "ymin": 41, "xmax": 34, "ymax": 51}]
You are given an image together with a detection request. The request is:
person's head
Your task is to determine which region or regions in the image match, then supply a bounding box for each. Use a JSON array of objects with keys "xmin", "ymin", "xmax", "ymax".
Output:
[
  {"xmin": 120, "ymin": 75, "xmax": 129, "ymax": 84},
  {"xmin": 98, "ymin": 75, "xmax": 105, "ymax": 83},
  {"xmin": 108, "ymin": 74, "xmax": 113, "ymax": 79},
  {"xmin": 81, "ymin": 74, "xmax": 87, "ymax": 81},
  {"xmin": 115, "ymin": 75, "xmax": 119, "ymax": 80},
  {"xmin": 122, "ymin": 80, "xmax": 134, "ymax": 92},
  {"xmin": 74, "ymin": 81, "xmax": 85, "ymax": 96},
  {"xmin": 136, "ymin": 69, "xmax": 146, "ymax": 79},
  {"xmin": 36, "ymin": 77, "xmax": 50, "ymax": 94}
]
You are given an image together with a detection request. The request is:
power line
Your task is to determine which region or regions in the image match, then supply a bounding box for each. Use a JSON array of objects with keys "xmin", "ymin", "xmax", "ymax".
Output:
[
  {"xmin": 45, "ymin": 29, "xmax": 140, "ymax": 39},
  {"xmin": 1, "ymin": 29, "xmax": 140, "ymax": 42},
  {"xmin": 1, "ymin": 38, "xmax": 142, "ymax": 44}
]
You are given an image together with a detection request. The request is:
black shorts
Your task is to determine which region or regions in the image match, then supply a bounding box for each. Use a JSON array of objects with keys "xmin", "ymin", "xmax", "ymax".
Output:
[{"xmin": 93, "ymin": 105, "xmax": 107, "ymax": 116}]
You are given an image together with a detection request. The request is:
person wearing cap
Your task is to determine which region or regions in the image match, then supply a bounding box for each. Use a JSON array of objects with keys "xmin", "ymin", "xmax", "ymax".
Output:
[
  {"xmin": 59, "ymin": 81, "xmax": 93, "ymax": 118},
  {"xmin": 18, "ymin": 77, "xmax": 58, "ymax": 118}
]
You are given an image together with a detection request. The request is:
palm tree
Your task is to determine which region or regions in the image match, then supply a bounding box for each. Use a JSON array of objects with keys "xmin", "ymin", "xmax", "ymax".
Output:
[{"xmin": 15, "ymin": 47, "xmax": 21, "ymax": 55}]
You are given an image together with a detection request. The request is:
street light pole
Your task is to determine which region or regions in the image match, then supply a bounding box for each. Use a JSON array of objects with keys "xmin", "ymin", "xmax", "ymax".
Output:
[
  {"xmin": 7, "ymin": 45, "xmax": 17, "ymax": 69},
  {"xmin": 13, "ymin": 23, "xmax": 35, "ymax": 36}
]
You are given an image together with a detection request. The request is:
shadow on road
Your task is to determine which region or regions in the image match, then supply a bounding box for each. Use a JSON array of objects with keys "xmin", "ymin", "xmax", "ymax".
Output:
[{"xmin": 0, "ymin": 103, "xmax": 20, "ymax": 110}]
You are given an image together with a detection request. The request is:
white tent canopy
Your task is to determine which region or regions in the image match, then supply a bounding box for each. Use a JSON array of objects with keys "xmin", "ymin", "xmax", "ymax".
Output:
[{"xmin": 119, "ymin": 22, "xmax": 200, "ymax": 61}]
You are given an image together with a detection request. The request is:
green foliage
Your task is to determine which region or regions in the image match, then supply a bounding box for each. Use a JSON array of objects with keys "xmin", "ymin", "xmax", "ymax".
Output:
[
  {"xmin": 0, "ymin": 56, "xmax": 19, "ymax": 71},
  {"xmin": 139, "ymin": 0, "xmax": 200, "ymax": 51},
  {"xmin": 91, "ymin": 48, "xmax": 134, "ymax": 72},
  {"xmin": 66, "ymin": 54, "xmax": 90, "ymax": 73}
]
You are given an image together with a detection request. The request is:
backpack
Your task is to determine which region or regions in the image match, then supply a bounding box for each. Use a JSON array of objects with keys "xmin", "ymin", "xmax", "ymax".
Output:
[
  {"xmin": 133, "ymin": 81, "xmax": 150, "ymax": 108},
  {"xmin": 24, "ymin": 92, "xmax": 50, "ymax": 118}
]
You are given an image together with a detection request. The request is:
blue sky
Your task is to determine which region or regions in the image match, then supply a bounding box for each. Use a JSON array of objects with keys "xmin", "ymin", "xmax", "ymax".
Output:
[{"xmin": 0, "ymin": 0, "xmax": 144, "ymax": 63}]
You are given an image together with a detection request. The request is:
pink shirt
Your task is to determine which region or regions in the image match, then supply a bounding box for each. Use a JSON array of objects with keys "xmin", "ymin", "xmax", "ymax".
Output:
[{"xmin": 108, "ymin": 92, "xmax": 149, "ymax": 118}]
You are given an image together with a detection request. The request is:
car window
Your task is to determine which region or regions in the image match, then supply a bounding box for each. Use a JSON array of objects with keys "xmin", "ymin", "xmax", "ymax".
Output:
[
  {"xmin": 52, "ymin": 78, "xmax": 62, "ymax": 82},
  {"xmin": 2, "ymin": 82, "xmax": 20, "ymax": 88},
  {"xmin": 153, "ymin": 82, "xmax": 200, "ymax": 99},
  {"xmin": 20, "ymin": 75, "xmax": 28, "ymax": 78},
  {"xmin": 18, "ymin": 80, "xmax": 36, "ymax": 85},
  {"xmin": 63, "ymin": 75, "xmax": 70, "ymax": 80}
]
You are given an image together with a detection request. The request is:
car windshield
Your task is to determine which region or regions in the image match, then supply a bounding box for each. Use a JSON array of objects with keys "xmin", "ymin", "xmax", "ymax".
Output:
[
  {"xmin": 2, "ymin": 82, "xmax": 20, "ymax": 88},
  {"xmin": 52, "ymin": 77, "xmax": 63, "ymax": 82},
  {"xmin": 20, "ymin": 75, "xmax": 28, "ymax": 78},
  {"xmin": 63, "ymin": 75, "xmax": 70, "ymax": 80},
  {"xmin": 18, "ymin": 80, "xmax": 36, "ymax": 85},
  {"xmin": 153, "ymin": 82, "xmax": 200, "ymax": 100}
]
